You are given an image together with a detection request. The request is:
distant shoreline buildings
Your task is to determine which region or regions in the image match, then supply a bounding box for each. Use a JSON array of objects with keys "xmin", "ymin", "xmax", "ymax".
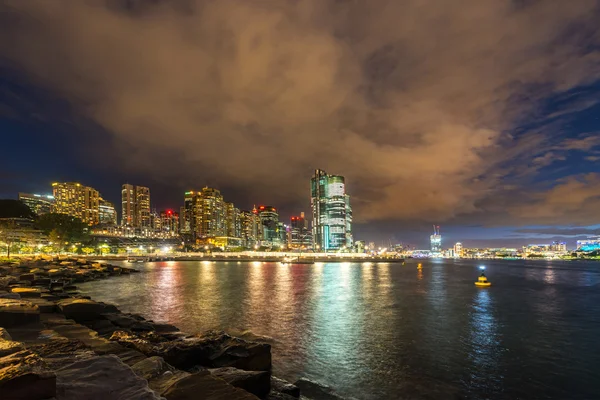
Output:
[{"xmin": 12, "ymin": 169, "xmax": 357, "ymax": 252}]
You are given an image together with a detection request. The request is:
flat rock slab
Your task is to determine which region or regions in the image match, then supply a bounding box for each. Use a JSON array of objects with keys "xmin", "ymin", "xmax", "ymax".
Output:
[
  {"xmin": 163, "ymin": 372, "xmax": 259, "ymax": 400},
  {"xmin": 52, "ymin": 323, "xmax": 146, "ymax": 365},
  {"xmin": 0, "ymin": 338, "xmax": 25, "ymax": 357},
  {"xmin": 57, "ymin": 299, "xmax": 111, "ymax": 321},
  {"xmin": 209, "ymin": 367, "xmax": 270, "ymax": 398},
  {"xmin": 0, "ymin": 350, "xmax": 57, "ymax": 400},
  {"xmin": 56, "ymin": 355, "xmax": 163, "ymax": 400},
  {"xmin": 0, "ymin": 299, "xmax": 40, "ymax": 328},
  {"xmin": 271, "ymin": 376, "xmax": 300, "ymax": 398},
  {"xmin": 10, "ymin": 287, "xmax": 42, "ymax": 298}
]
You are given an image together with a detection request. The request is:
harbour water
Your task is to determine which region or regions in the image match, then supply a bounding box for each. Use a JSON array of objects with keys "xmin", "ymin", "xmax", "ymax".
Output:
[{"xmin": 79, "ymin": 259, "xmax": 600, "ymax": 399}]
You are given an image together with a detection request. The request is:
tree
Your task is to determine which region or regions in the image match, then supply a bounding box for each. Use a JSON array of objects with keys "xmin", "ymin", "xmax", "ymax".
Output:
[
  {"xmin": 38, "ymin": 213, "xmax": 88, "ymax": 245},
  {"xmin": 0, "ymin": 199, "xmax": 38, "ymax": 258}
]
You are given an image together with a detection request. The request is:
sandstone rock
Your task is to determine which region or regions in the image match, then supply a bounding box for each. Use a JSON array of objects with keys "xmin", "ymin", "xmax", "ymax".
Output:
[
  {"xmin": 55, "ymin": 355, "xmax": 162, "ymax": 400},
  {"xmin": 294, "ymin": 378, "xmax": 343, "ymax": 400},
  {"xmin": 271, "ymin": 376, "xmax": 300, "ymax": 398},
  {"xmin": 266, "ymin": 392, "xmax": 297, "ymax": 400},
  {"xmin": 0, "ymin": 350, "xmax": 56, "ymax": 400},
  {"xmin": 0, "ymin": 327, "xmax": 11, "ymax": 340},
  {"xmin": 0, "ymin": 276, "xmax": 17, "ymax": 289},
  {"xmin": 210, "ymin": 367, "xmax": 270, "ymax": 398},
  {"xmin": 0, "ymin": 338, "xmax": 25, "ymax": 357},
  {"xmin": 153, "ymin": 323, "xmax": 180, "ymax": 333},
  {"xmin": 10, "ymin": 287, "xmax": 42, "ymax": 298},
  {"xmin": 32, "ymin": 278, "xmax": 51, "ymax": 286},
  {"xmin": 57, "ymin": 299, "xmax": 109, "ymax": 321},
  {"xmin": 162, "ymin": 372, "xmax": 259, "ymax": 400},
  {"xmin": 26, "ymin": 298, "xmax": 57, "ymax": 313},
  {"xmin": 111, "ymin": 331, "xmax": 271, "ymax": 372},
  {"xmin": 18, "ymin": 273, "xmax": 34, "ymax": 282},
  {"xmin": 132, "ymin": 356, "xmax": 175, "ymax": 380},
  {"xmin": 0, "ymin": 291, "xmax": 21, "ymax": 300},
  {"xmin": 0, "ymin": 299, "xmax": 40, "ymax": 327}
]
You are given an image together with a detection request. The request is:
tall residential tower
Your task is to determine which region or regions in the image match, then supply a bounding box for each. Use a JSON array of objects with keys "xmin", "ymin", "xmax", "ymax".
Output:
[{"xmin": 311, "ymin": 169, "xmax": 353, "ymax": 251}]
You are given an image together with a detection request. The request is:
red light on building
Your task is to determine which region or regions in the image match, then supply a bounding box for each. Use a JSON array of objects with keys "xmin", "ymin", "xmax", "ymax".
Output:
[{"xmin": 167, "ymin": 210, "xmax": 172, "ymax": 215}]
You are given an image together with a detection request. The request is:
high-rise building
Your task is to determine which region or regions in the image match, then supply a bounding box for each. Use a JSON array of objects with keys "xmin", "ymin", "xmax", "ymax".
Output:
[
  {"xmin": 430, "ymin": 225, "xmax": 441, "ymax": 253},
  {"xmin": 257, "ymin": 205, "xmax": 280, "ymax": 246},
  {"xmin": 18, "ymin": 193, "xmax": 54, "ymax": 215},
  {"xmin": 180, "ymin": 191, "xmax": 195, "ymax": 234},
  {"xmin": 240, "ymin": 209, "xmax": 261, "ymax": 248},
  {"xmin": 310, "ymin": 169, "xmax": 353, "ymax": 251},
  {"xmin": 99, "ymin": 198, "xmax": 117, "ymax": 225},
  {"xmin": 52, "ymin": 182, "xmax": 100, "ymax": 225},
  {"xmin": 121, "ymin": 184, "xmax": 150, "ymax": 228},
  {"xmin": 136, "ymin": 186, "xmax": 151, "ymax": 229},
  {"xmin": 551, "ymin": 241, "xmax": 567, "ymax": 252},
  {"xmin": 453, "ymin": 242, "xmax": 463, "ymax": 258},
  {"xmin": 290, "ymin": 212, "xmax": 312, "ymax": 249},
  {"xmin": 225, "ymin": 203, "xmax": 241, "ymax": 238},
  {"xmin": 121, "ymin": 184, "xmax": 135, "ymax": 226},
  {"xmin": 185, "ymin": 187, "xmax": 227, "ymax": 239},
  {"xmin": 160, "ymin": 210, "xmax": 179, "ymax": 237}
]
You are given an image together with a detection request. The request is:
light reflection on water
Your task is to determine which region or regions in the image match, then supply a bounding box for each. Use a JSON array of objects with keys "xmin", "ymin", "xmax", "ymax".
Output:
[{"xmin": 79, "ymin": 259, "xmax": 600, "ymax": 400}]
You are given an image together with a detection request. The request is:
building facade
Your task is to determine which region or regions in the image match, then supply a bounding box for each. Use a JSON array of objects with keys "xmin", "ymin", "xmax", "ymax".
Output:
[
  {"xmin": 121, "ymin": 184, "xmax": 150, "ymax": 228},
  {"xmin": 310, "ymin": 169, "xmax": 353, "ymax": 251},
  {"xmin": 99, "ymin": 198, "xmax": 117, "ymax": 225},
  {"xmin": 290, "ymin": 213, "xmax": 312, "ymax": 249},
  {"xmin": 18, "ymin": 193, "xmax": 54, "ymax": 215},
  {"xmin": 257, "ymin": 205, "xmax": 280, "ymax": 247},
  {"xmin": 453, "ymin": 242, "xmax": 463, "ymax": 258},
  {"xmin": 430, "ymin": 225, "xmax": 441, "ymax": 253},
  {"xmin": 240, "ymin": 209, "xmax": 261, "ymax": 248},
  {"xmin": 52, "ymin": 182, "xmax": 100, "ymax": 225}
]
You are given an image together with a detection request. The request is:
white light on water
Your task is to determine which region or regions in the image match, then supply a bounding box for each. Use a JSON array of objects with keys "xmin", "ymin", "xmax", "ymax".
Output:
[{"xmin": 479, "ymin": 265, "xmax": 486, "ymax": 270}]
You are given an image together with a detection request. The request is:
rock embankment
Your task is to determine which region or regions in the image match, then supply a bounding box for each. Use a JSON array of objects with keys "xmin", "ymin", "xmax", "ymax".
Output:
[{"xmin": 0, "ymin": 257, "xmax": 301, "ymax": 400}]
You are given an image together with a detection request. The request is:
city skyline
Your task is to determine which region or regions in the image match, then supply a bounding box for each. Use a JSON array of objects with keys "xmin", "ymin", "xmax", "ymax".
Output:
[
  {"xmin": 9, "ymin": 179, "xmax": 600, "ymax": 250},
  {"xmin": 2, "ymin": 1, "xmax": 600, "ymax": 247}
]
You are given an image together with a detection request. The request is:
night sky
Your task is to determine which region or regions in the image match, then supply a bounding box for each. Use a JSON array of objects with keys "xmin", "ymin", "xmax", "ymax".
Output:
[{"xmin": 1, "ymin": 1, "xmax": 600, "ymax": 248}]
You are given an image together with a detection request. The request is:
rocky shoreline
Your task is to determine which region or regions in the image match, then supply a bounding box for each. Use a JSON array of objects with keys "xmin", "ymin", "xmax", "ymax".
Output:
[{"xmin": 0, "ymin": 256, "xmax": 329, "ymax": 400}]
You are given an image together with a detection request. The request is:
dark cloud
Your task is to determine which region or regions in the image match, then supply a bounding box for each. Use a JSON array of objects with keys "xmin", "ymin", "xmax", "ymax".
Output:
[
  {"xmin": 513, "ymin": 227, "xmax": 599, "ymax": 236},
  {"xmin": 1, "ymin": 0, "xmax": 600, "ymax": 226}
]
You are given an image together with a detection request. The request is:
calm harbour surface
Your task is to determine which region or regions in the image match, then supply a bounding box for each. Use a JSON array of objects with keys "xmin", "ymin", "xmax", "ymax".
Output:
[{"xmin": 79, "ymin": 259, "xmax": 600, "ymax": 400}]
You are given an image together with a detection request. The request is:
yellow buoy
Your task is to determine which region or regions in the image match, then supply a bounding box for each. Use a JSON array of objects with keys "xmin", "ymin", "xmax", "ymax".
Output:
[
  {"xmin": 475, "ymin": 266, "xmax": 491, "ymax": 286},
  {"xmin": 417, "ymin": 263, "xmax": 422, "ymax": 269}
]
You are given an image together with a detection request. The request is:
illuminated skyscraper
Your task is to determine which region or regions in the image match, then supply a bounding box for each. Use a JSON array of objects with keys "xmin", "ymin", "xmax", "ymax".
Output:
[
  {"xmin": 136, "ymin": 186, "xmax": 151, "ymax": 229},
  {"xmin": 52, "ymin": 182, "xmax": 100, "ymax": 225},
  {"xmin": 311, "ymin": 169, "xmax": 353, "ymax": 251},
  {"xmin": 240, "ymin": 209, "xmax": 261, "ymax": 248},
  {"xmin": 453, "ymin": 242, "xmax": 463, "ymax": 258},
  {"xmin": 99, "ymin": 198, "xmax": 117, "ymax": 225},
  {"xmin": 185, "ymin": 187, "xmax": 227, "ymax": 239},
  {"xmin": 121, "ymin": 184, "xmax": 150, "ymax": 228},
  {"xmin": 225, "ymin": 202, "xmax": 241, "ymax": 238},
  {"xmin": 290, "ymin": 212, "xmax": 312, "ymax": 249},
  {"xmin": 121, "ymin": 184, "xmax": 135, "ymax": 226},
  {"xmin": 160, "ymin": 210, "xmax": 179, "ymax": 237},
  {"xmin": 257, "ymin": 205, "xmax": 280, "ymax": 246},
  {"xmin": 18, "ymin": 193, "xmax": 54, "ymax": 215},
  {"xmin": 430, "ymin": 225, "xmax": 441, "ymax": 253}
]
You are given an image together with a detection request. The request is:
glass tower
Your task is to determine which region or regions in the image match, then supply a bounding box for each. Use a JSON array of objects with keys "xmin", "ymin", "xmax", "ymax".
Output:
[{"xmin": 311, "ymin": 169, "xmax": 353, "ymax": 251}]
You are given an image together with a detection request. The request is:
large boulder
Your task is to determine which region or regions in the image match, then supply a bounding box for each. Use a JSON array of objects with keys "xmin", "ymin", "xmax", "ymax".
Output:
[
  {"xmin": 57, "ymin": 299, "xmax": 112, "ymax": 321},
  {"xmin": 111, "ymin": 331, "xmax": 271, "ymax": 372},
  {"xmin": 293, "ymin": 378, "xmax": 343, "ymax": 400},
  {"xmin": 55, "ymin": 355, "xmax": 162, "ymax": 400},
  {"xmin": 209, "ymin": 367, "xmax": 270, "ymax": 398},
  {"xmin": 0, "ymin": 291, "xmax": 21, "ymax": 300},
  {"xmin": 131, "ymin": 356, "xmax": 191, "ymax": 394},
  {"xmin": 0, "ymin": 328, "xmax": 12, "ymax": 340},
  {"xmin": 0, "ymin": 299, "xmax": 40, "ymax": 328},
  {"xmin": 0, "ymin": 338, "xmax": 25, "ymax": 357},
  {"xmin": 10, "ymin": 287, "xmax": 42, "ymax": 298},
  {"xmin": 270, "ymin": 376, "xmax": 300, "ymax": 398},
  {"xmin": 0, "ymin": 350, "xmax": 56, "ymax": 400},
  {"xmin": 162, "ymin": 372, "xmax": 259, "ymax": 400}
]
